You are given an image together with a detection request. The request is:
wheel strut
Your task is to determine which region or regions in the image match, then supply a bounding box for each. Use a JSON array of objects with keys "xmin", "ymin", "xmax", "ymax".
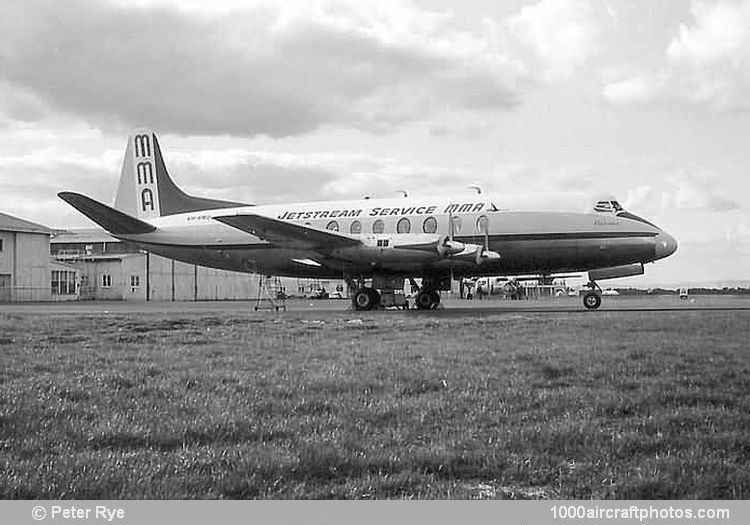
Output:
[{"xmin": 582, "ymin": 280, "xmax": 602, "ymax": 310}]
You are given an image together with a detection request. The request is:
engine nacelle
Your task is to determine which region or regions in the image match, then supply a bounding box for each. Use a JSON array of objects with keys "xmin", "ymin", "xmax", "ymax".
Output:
[
  {"xmin": 589, "ymin": 263, "xmax": 644, "ymax": 281},
  {"xmin": 436, "ymin": 236, "xmax": 466, "ymax": 257},
  {"xmin": 477, "ymin": 249, "xmax": 501, "ymax": 265},
  {"xmin": 451, "ymin": 244, "xmax": 501, "ymax": 265}
]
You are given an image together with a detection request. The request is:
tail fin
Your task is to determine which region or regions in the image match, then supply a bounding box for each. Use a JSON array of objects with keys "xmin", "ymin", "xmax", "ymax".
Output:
[{"xmin": 113, "ymin": 129, "xmax": 247, "ymax": 219}]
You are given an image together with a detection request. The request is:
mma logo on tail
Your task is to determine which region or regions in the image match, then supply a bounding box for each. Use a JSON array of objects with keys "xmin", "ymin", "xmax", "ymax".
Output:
[{"xmin": 132, "ymin": 133, "xmax": 160, "ymax": 218}]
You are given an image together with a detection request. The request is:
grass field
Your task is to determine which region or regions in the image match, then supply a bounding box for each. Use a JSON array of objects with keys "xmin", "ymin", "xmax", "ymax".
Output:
[{"xmin": 1, "ymin": 309, "xmax": 749, "ymax": 499}]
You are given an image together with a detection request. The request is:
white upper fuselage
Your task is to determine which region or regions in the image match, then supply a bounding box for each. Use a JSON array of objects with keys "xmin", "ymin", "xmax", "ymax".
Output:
[
  {"xmin": 114, "ymin": 195, "xmax": 670, "ymax": 279},
  {"xmin": 121, "ymin": 195, "xmax": 656, "ymax": 247}
]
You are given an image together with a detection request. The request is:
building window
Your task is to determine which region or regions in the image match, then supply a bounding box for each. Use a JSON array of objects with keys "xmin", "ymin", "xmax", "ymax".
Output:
[
  {"xmin": 102, "ymin": 274, "xmax": 112, "ymax": 288},
  {"xmin": 372, "ymin": 219, "xmax": 385, "ymax": 234},
  {"xmin": 0, "ymin": 239, "xmax": 3, "ymax": 251},
  {"xmin": 130, "ymin": 275, "xmax": 140, "ymax": 287},
  {"xmin": 350, "ymin": 220, "xmax": 362, "ymax": 234},
  {"xmin": 51, "ymin": 270, "xmax": 77, "ymax": 295},
  {"xmin": 326, "ymin": 220, "xmax": 339, "ymax": 232},
  {"xmin": 423, "ymin": 216, "xmax": 437, "ymax": 234},
  {"xmin": 397, "ymin": 217, "xmax": 411, "ymax": 234},
  {"xmin": 477, "ymin": 215, "xmax": 489, "ymax": 234}
]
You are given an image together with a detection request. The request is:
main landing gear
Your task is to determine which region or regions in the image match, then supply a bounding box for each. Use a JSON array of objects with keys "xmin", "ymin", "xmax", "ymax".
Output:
[
  {"xmin": 352, "ymin": 287, "xmax": 381, "ymax": 311},
  {"xmin": 582, "ymin": 281, "xmax": 602, "ymax": 310},
  {"xmin": 414, "ymin": 288, "xmax": 440, "ymax": 310},
  {"xmin": 349, "ymin": 276, "xmax": 444, "ymax": 311}
]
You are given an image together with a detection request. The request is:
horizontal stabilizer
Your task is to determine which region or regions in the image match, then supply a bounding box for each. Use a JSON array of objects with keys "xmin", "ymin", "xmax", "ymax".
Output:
[
  {"xmin": 58, "ymin": 192, "xmax": 156, "ymax": 235},
  {"xmin": 214, "ymin": 213, "xmax": 361, "ymax": 250}
]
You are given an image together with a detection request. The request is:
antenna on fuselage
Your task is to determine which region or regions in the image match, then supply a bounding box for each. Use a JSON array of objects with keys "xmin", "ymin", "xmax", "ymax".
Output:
[
  {"xmin": 467, "ymin": 185, "xmax": 482, "ymax": 195},
  {"xmin": 396, "ymin": 190, "xmax": 409, "ymax": 198}
]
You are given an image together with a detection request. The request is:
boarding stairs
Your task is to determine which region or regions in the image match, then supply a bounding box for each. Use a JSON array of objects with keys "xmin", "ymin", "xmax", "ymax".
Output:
[{"xmin": 254, "ymin": 275, "xmax": 286, "ymax": 311}]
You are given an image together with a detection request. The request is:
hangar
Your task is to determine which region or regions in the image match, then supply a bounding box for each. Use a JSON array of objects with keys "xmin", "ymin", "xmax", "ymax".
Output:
[
  {"xmin": 52, "ymin": 229, "xmax": 259, "ymax": 301},
  {"xmin": 0, "ymin": 213, "xmax": 345, "ymax": 304},
  {"xmin": 0, "ymin": 212, "xmax": 52, "ymax": 302},
  {"xmin": 51, "ymin": 228, "xmax": 346, "ymax": 302}
]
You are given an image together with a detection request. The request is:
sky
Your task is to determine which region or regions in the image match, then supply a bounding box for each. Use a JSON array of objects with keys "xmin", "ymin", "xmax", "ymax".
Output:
[{"xmin": 1, "ymin": 0, "xmax": 749, "ymax": 286}]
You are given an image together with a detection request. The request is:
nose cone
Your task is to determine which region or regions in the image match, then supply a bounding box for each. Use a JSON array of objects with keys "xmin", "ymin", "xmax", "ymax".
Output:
[{"xmin": 655, "ymin": 231, "xmax": 678, "ymax": 260}]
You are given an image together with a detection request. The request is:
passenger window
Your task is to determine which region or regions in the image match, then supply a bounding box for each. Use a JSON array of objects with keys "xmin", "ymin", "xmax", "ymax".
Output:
[
  {"xmin": 477, "ymin": 215, "xmax": 488, "ymax": 234},
  {"xmin": 326, "ymin": 220, "xmax": 339, "ymax": 232},
  {"xmin": 350, "ymin": 220, "xmax": 362, "ymax": 234},
  {"xmin": 397, "ymin": 217, "xmax": 411, "ymax": 234},
  {"xmin": 423, "ymin": 216, "xmax": 437, "ymax": 234},
  {"xmin": 372, "ymin": 219, "xmax": 385, "ymax": 234}
]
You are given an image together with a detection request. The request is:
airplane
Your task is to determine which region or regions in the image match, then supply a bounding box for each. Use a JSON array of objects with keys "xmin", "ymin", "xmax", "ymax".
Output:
[{"xmin": 58, "ymin": 129, "xmax": 678, "ymax": 310}]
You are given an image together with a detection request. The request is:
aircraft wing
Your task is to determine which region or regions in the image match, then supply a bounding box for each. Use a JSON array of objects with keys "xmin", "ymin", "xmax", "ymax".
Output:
[{"xmin": 214, "ymin": 213, "xmax": 362, "ymax": 251}]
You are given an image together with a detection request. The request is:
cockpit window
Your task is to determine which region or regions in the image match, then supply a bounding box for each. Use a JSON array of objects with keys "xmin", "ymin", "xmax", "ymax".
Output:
[{"xmin": 595, "ymin": 200, "xmax": 624, "ymax": 213}]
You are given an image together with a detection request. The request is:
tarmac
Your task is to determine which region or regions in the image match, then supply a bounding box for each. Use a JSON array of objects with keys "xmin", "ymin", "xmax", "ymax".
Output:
[{"xmin": 1, "ymin": 294, "xmax": 749, "ymax": 315}]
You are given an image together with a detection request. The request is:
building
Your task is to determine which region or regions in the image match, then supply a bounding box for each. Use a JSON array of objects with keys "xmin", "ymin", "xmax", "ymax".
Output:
[
  {"xmin": 0, "ymin": 212, "xmax": 53, "ymax": 302},
  {"xmin": 50, "ymin": 260, "xmax": 81, "ymax": 301},
  {"xmin": 51, "ymin": 228, "xmax": 345, "ymax": 302}
]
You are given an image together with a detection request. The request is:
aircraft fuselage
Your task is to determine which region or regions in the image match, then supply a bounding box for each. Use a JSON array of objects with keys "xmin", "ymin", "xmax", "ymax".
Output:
[{"xmin": 117, "ymin": 196, "xmax": 673, "ymax": 280}]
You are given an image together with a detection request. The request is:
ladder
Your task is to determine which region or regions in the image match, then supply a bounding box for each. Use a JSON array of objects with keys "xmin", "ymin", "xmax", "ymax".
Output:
[{"xmin": 254, "ymin": 275, "xmax": 286, "ymax": 311}]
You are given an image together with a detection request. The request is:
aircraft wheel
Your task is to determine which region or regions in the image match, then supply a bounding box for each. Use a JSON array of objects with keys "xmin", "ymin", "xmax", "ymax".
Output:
[
  {"xmin": 415, "ymin": 290, "xmax": 440, "ymax": 310},
  {"xmin": 415, "ymin": 291, "xmax": 433, "ymax": 310},
  {"xmin": 353, "ymin": 288, "xmax": 379, "ymax": 310},
  {"xmin": 583, "ymin": 292, "xmax": 601, "ymax": 310}
]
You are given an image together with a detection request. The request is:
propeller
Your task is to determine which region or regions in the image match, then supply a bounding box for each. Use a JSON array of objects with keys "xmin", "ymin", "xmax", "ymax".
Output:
[{"xmin": 448, "ymin": 208, "xmax": 455, "ymax": 282}]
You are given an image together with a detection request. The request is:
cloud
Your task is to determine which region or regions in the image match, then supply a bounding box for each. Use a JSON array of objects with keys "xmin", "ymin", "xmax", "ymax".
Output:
[
  {"xmin": 165, "ymin": 149, "xmax": 350, "ymax": 203},
  {"xmin": 0, "ymin": 83, "xmax": 51, "ymax": 124},
  {"xmin": 602, "ymin": 74, "xmax": 665, "ymax": 105},
  {"xmin": 506, "ymin": 0, "xmax": 598, "ymax": 78},
  {"xmin": 0, "ymin": 0, "xmax": 524, "ymax": 137},
  {"xmin": 667, "ymin": 1, "xmax": 749, "ymax": 67},
  {"xmin": 662, "ymin": 172, "xmax": 740, "ymax": 212},
  {"xmin": 603, "ymin": 0, "xmax": 750, "ymax": 112},
  {"xmin": 624, "ymin": 171, "xmax": 740, "ymax": 213},
  {"xmin": 165, "ymin": 147, "xmax": 487, "ymax": 203},
  {"xmin": 1, "ymin": 137, "xmax": 599, "ymax": 226}
]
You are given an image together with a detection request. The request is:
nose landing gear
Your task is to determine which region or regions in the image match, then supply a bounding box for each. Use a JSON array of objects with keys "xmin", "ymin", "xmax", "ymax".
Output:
[{"xmin": 582, "ymin": 281, "xmax": 602, "ymax": 310}]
